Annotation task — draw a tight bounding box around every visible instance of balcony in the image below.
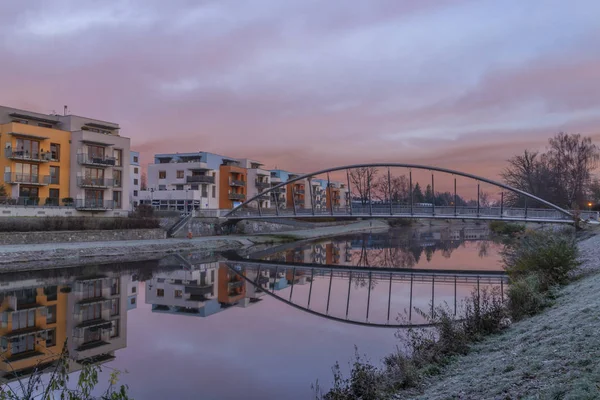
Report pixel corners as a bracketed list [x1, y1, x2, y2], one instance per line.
[294, 189, 306, 194]
[186, 175, 215, 184]
[255, 180, 271, 190]
[5, 149, 51, 163]
[75, 199, 115, 210]
[229, 179, 246, 187]
[3, 172, 50, 186]
[229, 192, 246, 201]
[77, 177, 113, 188]
[77, 153, 116, 167]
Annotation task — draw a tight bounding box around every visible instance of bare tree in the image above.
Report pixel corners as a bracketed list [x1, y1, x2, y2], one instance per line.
[373, 174, 409, 203]
[502, 133, 599, 208]
[348, 167, 378, 205]
[589, 177, 600, 204]
[479, 191, 491, 207]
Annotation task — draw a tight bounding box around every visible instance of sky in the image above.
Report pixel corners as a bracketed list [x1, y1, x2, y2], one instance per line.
[1, 0, 599, 179]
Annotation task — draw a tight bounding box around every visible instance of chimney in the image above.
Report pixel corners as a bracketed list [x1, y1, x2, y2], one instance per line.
[64, 105, 68, 116]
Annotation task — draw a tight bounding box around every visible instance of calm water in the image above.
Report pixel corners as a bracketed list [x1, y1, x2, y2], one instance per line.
[1, 225, 504, 399]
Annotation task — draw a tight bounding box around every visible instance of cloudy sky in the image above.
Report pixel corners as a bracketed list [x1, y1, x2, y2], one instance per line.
[1, 0, 599, 178]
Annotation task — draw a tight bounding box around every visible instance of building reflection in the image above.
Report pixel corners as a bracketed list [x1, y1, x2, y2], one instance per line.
[1, 267, 138, 383]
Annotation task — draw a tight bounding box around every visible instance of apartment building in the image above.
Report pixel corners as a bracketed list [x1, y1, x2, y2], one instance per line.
[0, 105, 131, 212]
[142, 152, 248, 211]
[269, 170, 288, 209]
[238, 159, 271, 209]
[0, 107, 71, 205]
[130, 151, 141, 208]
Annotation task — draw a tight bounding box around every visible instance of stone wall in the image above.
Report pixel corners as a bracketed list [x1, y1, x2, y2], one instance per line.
[0, 206, 129, 218]
[0, 229, 166, 245]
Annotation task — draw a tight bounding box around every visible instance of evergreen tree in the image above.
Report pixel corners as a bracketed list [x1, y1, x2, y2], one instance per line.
[424, 184, 434, 203]
[413, 182, 425, 203]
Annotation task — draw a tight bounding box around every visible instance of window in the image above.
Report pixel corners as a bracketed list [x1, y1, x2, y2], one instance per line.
[212, 186, 216, 198]
[113, 149, 122, 167]
[112, 170, 122, 187]
[82, 303, 102, 322]
[84, 327, 101, 344]
[85, 190, 104, 205]
[133, 156, 139, 163]
[158, 185, 166, 191]
[12, 309, 36, 330]
[87, 145, 105, 159]
[15, 138, 40, 159]
[113, 191, 122, 208]
[46, 305, 57, 324]
[110, 298, 120, 316]
[11, 335, 35, 354]
[15, 163, 39, 183]
[110, 320, 119, 338]
[133, 190, 138, 197]
[174, 290, 183, 298]
[110, 278, 120, 295]
[50, 166, 59, 185]
[133, 179, 139, 185]
[83, 280, 102, 299]
[177, 170, 184, 179]
[46, 328, 56, 347]
[38, 122, 52, 128]
[48, 189, 60, 205]
[132, 286, 137, 294]
[50, 143, 60, 160]
[175, 185, 184, 190]
[158, 171, 166, 179]
[202, 184, 208, 197]
[191, 184, 199, 190]
[19, 186, 39, 199]
[44, 286, 58, 301]
[157, 288, 164, 297]
[134, 167, 139, 174]
[130, 298, 136, 305]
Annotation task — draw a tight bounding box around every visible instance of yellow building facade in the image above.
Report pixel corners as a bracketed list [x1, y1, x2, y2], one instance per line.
[0, 121, 71, 204]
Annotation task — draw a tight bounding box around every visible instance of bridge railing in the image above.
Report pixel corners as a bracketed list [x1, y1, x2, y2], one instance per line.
[227, 205, 597, 222]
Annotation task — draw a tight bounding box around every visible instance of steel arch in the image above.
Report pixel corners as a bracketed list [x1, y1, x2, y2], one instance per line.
[225, 163, 573, 219]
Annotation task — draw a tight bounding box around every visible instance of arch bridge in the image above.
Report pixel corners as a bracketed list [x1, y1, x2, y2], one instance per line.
[225, 163, 597, 224]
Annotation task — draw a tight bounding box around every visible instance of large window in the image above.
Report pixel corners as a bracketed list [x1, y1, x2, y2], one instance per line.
[11, 334, 35, 355]
[113, 149, 122, 167]
[158, 171, 166, 179]
[177, 170, 184, 179]
[46, 305, 57, 324]
[133, 179, 138, 185]
[87, 145, 105, 159]
[110, 298, 120, 316]
[134, 167, 139, 174]
[15, 163, 39, 182]
[82, 280, 102, 299]
[50, 166, 59, 184]
[19, 186, 39, 199]
[82, 303, 102, 322]
[49, 189, 60, 205]
[113, 191, 122, 208]
[50, 143, 60, 161]
[112, 170, 122, 187]
[12, 309, 36, 330]
[85, 190, 104, 205]
[133, 156, 139, 163]
[15, 138, 40, 158]
[83, 327, 101, 344]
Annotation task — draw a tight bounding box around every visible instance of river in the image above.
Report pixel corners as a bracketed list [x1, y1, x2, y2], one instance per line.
[0, 224, 505, 399]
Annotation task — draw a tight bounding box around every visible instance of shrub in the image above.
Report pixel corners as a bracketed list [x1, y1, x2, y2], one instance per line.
[62, 197, 74, 206]
[501, 230, 580, 289]
[489, 220, 525, 235]
[506, 274, 548, 320]
[133, 204, 154, 218]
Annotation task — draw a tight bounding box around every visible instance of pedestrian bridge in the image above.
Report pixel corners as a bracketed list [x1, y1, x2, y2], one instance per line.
[225, 163, 598, 224]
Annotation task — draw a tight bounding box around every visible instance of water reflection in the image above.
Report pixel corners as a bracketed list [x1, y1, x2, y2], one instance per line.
[1, 227, 504, 398]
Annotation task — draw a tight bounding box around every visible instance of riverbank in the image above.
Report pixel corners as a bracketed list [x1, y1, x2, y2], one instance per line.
[0, 220, 389, 271]
[401, 232, 600, 399]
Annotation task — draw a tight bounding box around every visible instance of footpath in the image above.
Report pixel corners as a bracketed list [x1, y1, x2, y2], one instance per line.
[403, 232, 600, 400]
[0, 220, 388, 271]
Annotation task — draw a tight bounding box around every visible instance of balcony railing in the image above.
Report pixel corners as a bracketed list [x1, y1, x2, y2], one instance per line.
[187, 175, 215, 184]
[75, 199, 115, 210]
[77, 177, 113, 188]
[3, 172, 50, 185]
[229, 179, 246, 187]
[229, 192, 246, 200]
[77, 153, 116, 167]
[5, 149, 51, 162]
[294, 189, 306, 194]
[0, 197, 71, 207]
[255, 180, 271, 190]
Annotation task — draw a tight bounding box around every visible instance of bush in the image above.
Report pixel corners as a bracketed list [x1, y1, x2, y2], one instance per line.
[133, 204, 154, 218]
[489, 220, 525, 235]
[501, 230, 580, 290]
[506, 274, 549, 320]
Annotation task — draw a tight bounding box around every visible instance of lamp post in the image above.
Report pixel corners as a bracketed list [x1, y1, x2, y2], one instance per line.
[588, 202, 593, 211]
